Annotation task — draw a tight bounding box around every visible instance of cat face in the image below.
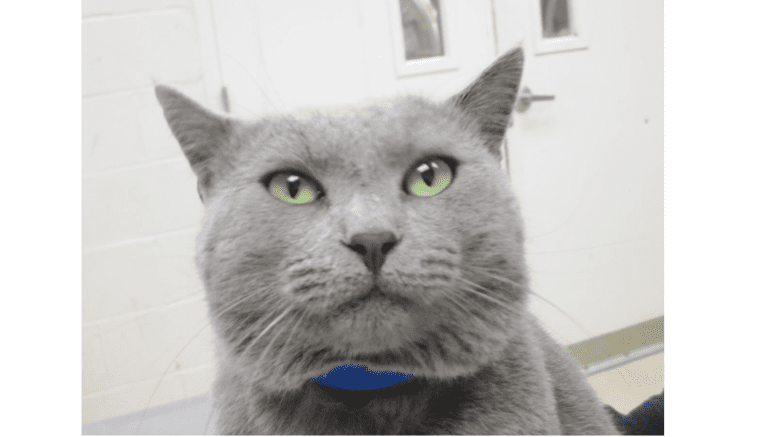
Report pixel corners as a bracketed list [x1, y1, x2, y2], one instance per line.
[157, 48, 528, 393]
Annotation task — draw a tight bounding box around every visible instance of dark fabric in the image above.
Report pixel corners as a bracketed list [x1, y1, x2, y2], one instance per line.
[606, 391, 664, 435]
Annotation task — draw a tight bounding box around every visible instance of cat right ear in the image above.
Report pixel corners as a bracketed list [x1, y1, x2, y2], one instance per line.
[155, 85, 231, 201]
[447, 47, 524, 158]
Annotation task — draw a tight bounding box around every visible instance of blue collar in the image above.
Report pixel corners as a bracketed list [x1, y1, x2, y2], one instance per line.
[311, 364, 414, 391]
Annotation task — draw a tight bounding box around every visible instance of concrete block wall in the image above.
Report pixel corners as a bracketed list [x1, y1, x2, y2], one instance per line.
[82, 0, 217, 423]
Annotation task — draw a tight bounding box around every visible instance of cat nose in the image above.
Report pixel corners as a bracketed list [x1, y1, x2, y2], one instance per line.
[344, 231, 399, 274]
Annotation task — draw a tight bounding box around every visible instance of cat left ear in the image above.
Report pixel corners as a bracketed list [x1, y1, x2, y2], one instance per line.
[448, 47, 524, 157]
[155, 85, 231, 201]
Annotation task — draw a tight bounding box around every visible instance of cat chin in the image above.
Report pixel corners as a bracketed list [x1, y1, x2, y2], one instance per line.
[324, 299, 418, 351]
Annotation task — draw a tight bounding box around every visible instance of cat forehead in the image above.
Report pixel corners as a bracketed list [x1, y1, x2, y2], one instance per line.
[236, 96, 481, 176]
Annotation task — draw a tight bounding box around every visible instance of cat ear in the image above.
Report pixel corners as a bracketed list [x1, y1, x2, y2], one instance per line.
[155, 85, 231, 200]
[448, 47, 524, 157]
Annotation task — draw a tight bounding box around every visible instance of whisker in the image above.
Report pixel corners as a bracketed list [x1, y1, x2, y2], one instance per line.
[530, 296, 593, 338]
[203, 399, 214, 435]
[233, 102, 261, 117]
[440, 289, 478, 317]
[256, 309, 300, 364]
[524, 201, 584, 242]
[139, 283, 283, 432]
[253, 309, 307, 382]
[212, 285, 282, 321]
[208, 279, 287, 339]
[462, 267, 593, 338]
[455, 276, 520, 314]
[532, 316, 572, 346]
[237, 307, 292, 363]
[229, 299, 288, 354]
[459, 271, 575, 344]
[222, 52, 284, 113]
[136, 321, 211, 434]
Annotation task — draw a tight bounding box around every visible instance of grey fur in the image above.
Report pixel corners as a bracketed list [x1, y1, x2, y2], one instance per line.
[156, 47, 619, 434]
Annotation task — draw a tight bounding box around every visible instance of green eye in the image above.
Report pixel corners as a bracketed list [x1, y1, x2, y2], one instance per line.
[405, 158, 453, 197]
[268, 173, 321, 204]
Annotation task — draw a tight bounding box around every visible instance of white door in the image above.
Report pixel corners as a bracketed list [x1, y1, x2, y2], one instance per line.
[208, 0, 663, 345]
[493, 0, 663, 344]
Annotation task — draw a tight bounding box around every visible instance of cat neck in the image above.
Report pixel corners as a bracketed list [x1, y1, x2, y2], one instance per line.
[216, 328, 567, 434]
[260, 371, 483, 434]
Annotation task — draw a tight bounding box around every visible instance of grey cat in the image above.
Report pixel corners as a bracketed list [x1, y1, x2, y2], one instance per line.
[156, 47, 619, 434]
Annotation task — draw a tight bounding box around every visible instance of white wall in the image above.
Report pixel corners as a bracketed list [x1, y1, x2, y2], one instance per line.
[82, 0, 216, 423]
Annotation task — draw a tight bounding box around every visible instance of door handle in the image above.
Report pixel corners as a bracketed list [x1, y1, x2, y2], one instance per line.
[515, 86, 555, 113]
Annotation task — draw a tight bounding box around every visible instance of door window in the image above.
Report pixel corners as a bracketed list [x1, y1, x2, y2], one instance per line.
[540, 0, 573, 38]
[531, 0, 589, 54]
[400, 0, 445, 60]
[388, 0, 460, 76]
